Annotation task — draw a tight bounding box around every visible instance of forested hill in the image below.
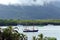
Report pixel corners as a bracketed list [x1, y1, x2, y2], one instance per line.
[0, 1, 60, 19]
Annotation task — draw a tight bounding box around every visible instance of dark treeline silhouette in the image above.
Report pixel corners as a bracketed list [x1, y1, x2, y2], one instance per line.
[0, 19, 60, 26]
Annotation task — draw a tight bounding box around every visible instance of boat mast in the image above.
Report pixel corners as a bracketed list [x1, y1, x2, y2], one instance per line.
[26, 22, 28, 29]
[33, 23, 34, 30]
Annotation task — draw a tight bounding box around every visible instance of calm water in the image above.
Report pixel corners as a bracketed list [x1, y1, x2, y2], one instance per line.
[0, 25, 60, 40]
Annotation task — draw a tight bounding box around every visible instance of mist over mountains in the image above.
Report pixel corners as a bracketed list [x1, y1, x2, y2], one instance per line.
[0, 0, 59, 5]
[0, 1, 60, 19]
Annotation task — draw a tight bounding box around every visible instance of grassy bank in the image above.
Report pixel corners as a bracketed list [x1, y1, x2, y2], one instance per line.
[0, 19, 60, 26]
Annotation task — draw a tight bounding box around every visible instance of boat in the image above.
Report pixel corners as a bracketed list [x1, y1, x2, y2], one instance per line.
[23, 26, 38, 32]
[23, 29, 38, 32]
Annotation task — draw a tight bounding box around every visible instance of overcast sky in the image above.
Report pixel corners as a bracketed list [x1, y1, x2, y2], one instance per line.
[0, 0, 60, 5]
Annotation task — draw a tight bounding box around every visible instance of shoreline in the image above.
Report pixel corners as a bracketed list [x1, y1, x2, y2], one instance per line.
[0, 19, 60, 26]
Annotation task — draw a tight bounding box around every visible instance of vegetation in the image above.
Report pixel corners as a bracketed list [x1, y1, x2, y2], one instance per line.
[0, 26, 27, 40]
[0, 19, 60, 26]
[33, 33, 57, 40]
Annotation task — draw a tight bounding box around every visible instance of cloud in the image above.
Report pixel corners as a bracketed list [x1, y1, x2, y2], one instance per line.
[0, 0, 60, 5]
[0, 0, 19, 5]
[17, 0, 44, 5]
[17, 0, 60, 6]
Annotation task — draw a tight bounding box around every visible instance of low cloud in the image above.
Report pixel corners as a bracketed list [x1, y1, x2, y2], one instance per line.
[0, 0, 60, 5]
[17, 0, 60, 6]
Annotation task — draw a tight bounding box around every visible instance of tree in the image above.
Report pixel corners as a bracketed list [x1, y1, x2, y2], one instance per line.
[37, 33, 57, 40]
[2, 26, 20, 40]
[47, 37, 57, 40]
[33, 36, 36, 40]
[20, 33, 27, 40]
[38, 33, 43, 40]
[1, 26, 27, 40]
[0, 28, 2, 40]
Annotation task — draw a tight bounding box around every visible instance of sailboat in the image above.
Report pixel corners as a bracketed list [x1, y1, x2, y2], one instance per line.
[23, 25, 38, 32]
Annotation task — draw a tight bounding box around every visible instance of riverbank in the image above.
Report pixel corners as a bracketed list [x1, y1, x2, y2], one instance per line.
[0, 19, 60, 26]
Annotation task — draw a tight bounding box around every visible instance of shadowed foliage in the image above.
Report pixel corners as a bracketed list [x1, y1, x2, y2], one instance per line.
[0, 26, 27, 40]
[33, 33, 57, 40]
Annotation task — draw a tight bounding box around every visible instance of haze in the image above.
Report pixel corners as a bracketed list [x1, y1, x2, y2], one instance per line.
[0, 0, 60, 5]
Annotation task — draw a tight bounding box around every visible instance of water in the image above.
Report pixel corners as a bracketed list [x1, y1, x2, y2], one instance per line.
[0, 25, 60, 40]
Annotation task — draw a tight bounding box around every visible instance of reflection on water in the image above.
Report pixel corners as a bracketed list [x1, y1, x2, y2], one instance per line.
[0, 25, 60, 40]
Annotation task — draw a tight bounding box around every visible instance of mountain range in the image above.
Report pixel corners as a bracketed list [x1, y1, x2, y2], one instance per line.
[0, 1, 60, 20]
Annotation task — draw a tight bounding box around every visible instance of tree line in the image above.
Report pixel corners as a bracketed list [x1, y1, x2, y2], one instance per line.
[0, 19, 60, 26]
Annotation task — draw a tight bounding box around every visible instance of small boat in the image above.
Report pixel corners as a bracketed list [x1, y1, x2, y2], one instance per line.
[23, 29, 38, 32]
[23, 26, 38, 32]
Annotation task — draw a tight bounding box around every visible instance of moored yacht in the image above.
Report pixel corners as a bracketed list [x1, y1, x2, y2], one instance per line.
[23, 26, 38, 32]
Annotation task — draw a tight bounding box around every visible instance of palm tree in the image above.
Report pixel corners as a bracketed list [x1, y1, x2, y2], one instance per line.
[0, 28, 2, 40]
[44, 37, 48, 40]
[34, 33, 57, 40]
[11, 32, 20, 40]
[47, 37, 57, 40]
[20, 33, 27, 40]
[2, 26, 20, 40]
[33, 36, 36, 40]
[2, 26, 27, 40]
[38, 33, 43, 40]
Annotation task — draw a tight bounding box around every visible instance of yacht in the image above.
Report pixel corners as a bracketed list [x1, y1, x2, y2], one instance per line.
[23, 26, 38, 32]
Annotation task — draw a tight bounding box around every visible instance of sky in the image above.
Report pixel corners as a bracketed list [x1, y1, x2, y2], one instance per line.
[0, 0, 60, 5]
